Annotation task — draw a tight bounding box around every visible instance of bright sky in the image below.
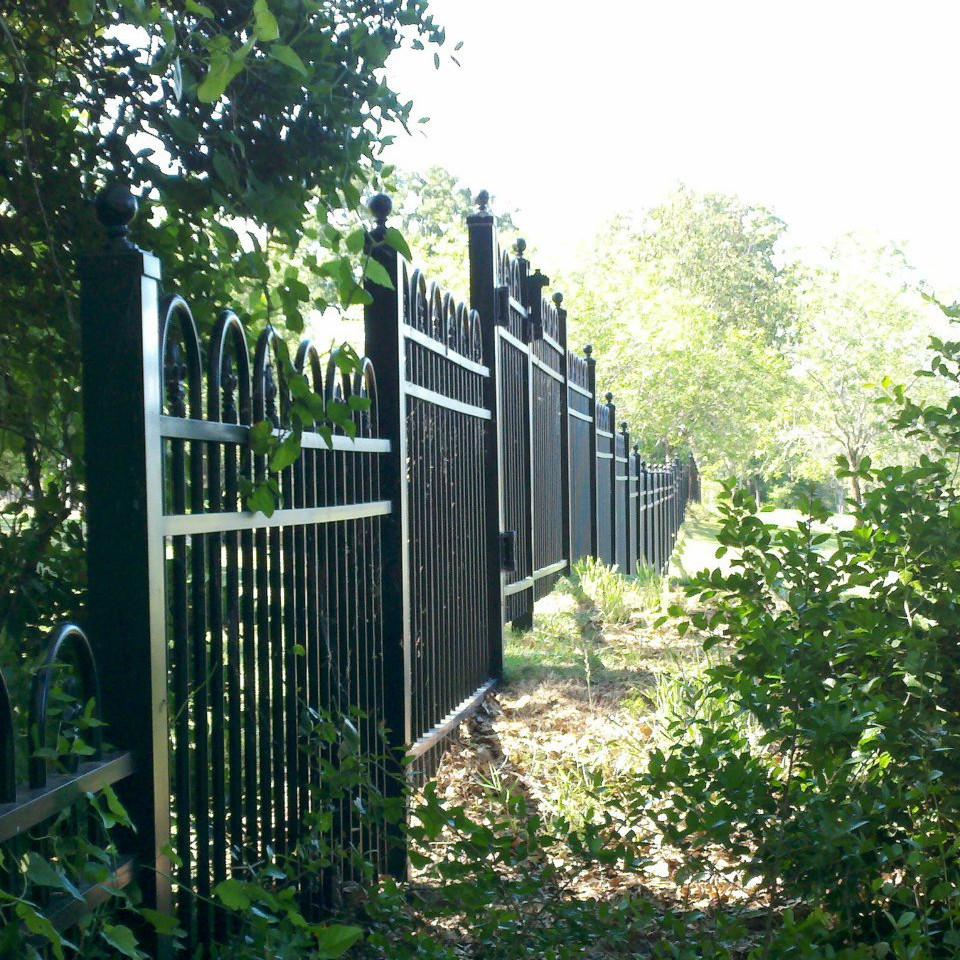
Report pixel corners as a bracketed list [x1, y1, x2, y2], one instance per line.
[384, 0, 960, 294]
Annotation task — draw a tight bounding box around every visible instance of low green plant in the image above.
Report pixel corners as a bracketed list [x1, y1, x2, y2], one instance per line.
[573, 556, 664, 628]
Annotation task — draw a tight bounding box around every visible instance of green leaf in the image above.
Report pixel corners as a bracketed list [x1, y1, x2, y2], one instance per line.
[102, 782, 134, 829]
[139, 908, 185, 938]
[253, 0, 280, 41]
[269, 427, 302, 473]
[196, 60, 229, 103]
[100, 923, 144, 959]
[213, 878, 252, 911]
[185, 0, 214, 16]
[345, 228, 366, 255]
[363, 257, 394, 289]
[25, 853, 66, 889]
[269, 44, 308, 76]
[383, 227, 412, 262]
[16, 902, 69, 959]
[246, 482, 278, 518]
[313, 924, 363, 959]
[249, 420, 274, 455]
[69, 0, 94, 25]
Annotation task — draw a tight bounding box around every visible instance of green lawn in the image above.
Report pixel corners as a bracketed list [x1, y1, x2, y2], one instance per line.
[670, 504, 854, 582]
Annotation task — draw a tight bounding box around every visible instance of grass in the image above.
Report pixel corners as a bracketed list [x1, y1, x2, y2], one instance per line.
[431, 531, 766, 938]
[669, 501, 854, 584]
[422, 503, 864, 956]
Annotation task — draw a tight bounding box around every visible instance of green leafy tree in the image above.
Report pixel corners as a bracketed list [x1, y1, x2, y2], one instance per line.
[558, 190, 796, 482]
[639, 184, 797, 345]
[787, 237, 948, 505]
[0, 0, 446, 650]
[385, 165, 517, 295]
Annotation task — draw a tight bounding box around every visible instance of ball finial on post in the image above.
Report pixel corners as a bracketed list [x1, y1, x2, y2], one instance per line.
[605, 392, 614, 404]
[515, 237, 526, 258]
[475, 189, 490, 212]
[583, 344, 593, 358]
[368, 193, 392, 233]
[552, 291, 564, 308]
[94, 184, 138, 249]
[621, 421, 628, 433]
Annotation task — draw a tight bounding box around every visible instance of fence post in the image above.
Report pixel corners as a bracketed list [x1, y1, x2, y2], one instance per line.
[362, 194, 411, 874]
[585, 345, 599, 559]
[467, 191, 506, 679]
[620, 423, 631, 574]
[650, 463, 663, 573]
[80, 186, 172, 936]
[605, 394, 617, 568]
[631, 443, 646, 569]
[555, 293, 572, 575]
[634, 462, 650, 566]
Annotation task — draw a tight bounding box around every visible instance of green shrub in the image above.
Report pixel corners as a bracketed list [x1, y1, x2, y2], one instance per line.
[631, 309, 960, 957]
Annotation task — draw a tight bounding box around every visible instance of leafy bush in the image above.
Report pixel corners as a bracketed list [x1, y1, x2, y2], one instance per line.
[633, 309, 960, 957]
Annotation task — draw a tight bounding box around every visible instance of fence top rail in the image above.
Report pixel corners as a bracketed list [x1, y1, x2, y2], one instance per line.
[567, 349, 592, 390]
[401, 262, 483, 364]
[157, 293, 381, 439]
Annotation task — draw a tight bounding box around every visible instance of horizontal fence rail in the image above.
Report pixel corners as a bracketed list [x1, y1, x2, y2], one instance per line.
[0, 624, 136, 945]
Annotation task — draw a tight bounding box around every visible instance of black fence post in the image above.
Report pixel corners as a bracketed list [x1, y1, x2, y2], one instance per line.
[585, 346, 599, 560]
[633, 446, 643, 569]
[362, 194, 411, 875]
[620, 423, 632, 574]
[468, 191, 506, 679]
[652, 466, 663, 573]
[637, 462, 650, 566]
[555, 293, 572, 576]
[660, 466, 669, 572]
[511, 241, 536, 632]
[606, 393, 617, 568]
[80, 186, 172, 943]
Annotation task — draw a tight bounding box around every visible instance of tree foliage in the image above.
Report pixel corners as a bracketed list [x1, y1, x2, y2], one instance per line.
[559, 190, 795, 478]
[0, 0, 446, 649]
[384, 165, 517, 295]
[559, 187, 947, 505]
[787, 238, 948, 504]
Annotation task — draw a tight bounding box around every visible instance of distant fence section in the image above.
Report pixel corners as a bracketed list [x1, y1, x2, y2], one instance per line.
[0, 185, 698, 953]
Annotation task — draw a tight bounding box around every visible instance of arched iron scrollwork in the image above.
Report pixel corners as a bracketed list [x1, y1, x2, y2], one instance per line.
[428, 282, 444, 342]
[541, 295, 560, 342]
[253, 327, 289, 429]
[443, 292, 458, 352]
[455, 303, 470, 357]
[324, 346, 355, 432]
[499, 247, 524, 300]
[353, 358, 379, 438]
[29, 623, 103, 790]
[209, 310, 252, 425]
[596, 400, 611, 432]
[295, 341, 324, 398]
[409, 269, 429, 333]
[468, 308, 482, 363]
[160, 295, 203, 419]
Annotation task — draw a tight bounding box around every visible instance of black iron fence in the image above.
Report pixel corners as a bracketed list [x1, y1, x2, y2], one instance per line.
[0, 186, 698, 951]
